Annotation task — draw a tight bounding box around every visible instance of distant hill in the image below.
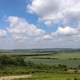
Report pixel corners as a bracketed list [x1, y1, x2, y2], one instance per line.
[5, 48, 80, 52]
[0, 48, 80, 54]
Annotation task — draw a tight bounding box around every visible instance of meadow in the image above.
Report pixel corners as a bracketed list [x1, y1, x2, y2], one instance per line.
[14, 73, 80, 80]
[0, 49, 80, 80]
[24, 52, 80, 67]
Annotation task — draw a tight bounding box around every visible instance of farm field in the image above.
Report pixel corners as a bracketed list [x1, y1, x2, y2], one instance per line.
[24, 52, 80, 67]
[25, 59, 80, 67]
[25, 52, 80, 59]
[0, 50, 80, 80]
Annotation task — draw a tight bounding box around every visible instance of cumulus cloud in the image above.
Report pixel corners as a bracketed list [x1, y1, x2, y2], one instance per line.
[51, 26, 80, 42]
[0, 0, 80, 49]
[26, 0, 80, 48]
[27, 0, 80, 25]
[6, 16, 46, 42]
[42, 34, 53, 40]
[0, 16, 80, 48]
[0, 29, 7, 38]
[5, 16, 80, 48]
[56, 26, 77, 36]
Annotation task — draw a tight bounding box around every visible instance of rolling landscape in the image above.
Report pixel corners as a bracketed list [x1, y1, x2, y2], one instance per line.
[0, 0, 80, 80]
[0, 49, 80, 80]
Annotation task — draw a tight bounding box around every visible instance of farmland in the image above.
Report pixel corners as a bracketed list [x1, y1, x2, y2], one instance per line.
[0, 49, 80, 80]
[24, 52, 80, 67]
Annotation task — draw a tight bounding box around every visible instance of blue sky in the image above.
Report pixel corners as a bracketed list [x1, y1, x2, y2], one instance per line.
[0, 0, 61, 32]
[0, 0, 37, 28]
[0, 0, 80, 49]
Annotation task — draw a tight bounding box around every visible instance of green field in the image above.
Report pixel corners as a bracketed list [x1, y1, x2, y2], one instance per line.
[0, 50, 80, 80]
[25, 59, 80, 67]
[32, 73, 80, 80]
[25, 52, 80, 59]
[14, 73, 80, 80]
[24, 52, 80, 67]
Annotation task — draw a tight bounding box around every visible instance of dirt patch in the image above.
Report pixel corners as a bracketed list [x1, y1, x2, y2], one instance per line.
[0, 75, 32, 80]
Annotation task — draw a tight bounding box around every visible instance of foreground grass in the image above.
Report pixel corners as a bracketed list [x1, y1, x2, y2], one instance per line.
[14, 73, 80, 80]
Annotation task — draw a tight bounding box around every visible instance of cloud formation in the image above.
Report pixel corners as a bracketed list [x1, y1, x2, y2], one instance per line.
[0, 29, 7, 38]
[0, 0, 80, 49]
[7, 16, 45, 42]
[27, 0, 80, 25]
[0, 15, 80, 49]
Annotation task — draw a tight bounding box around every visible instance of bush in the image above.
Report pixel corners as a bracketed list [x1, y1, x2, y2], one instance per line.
[0, 55, 26, 66]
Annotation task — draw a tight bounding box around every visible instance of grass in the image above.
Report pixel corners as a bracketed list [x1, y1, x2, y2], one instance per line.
[14, 73, 80, 80]
[0, 66, 32, 76]
[33, 73, 80, 80]
[52, 52, 80, 59]
[25, 52, 80, 59]
[24, 52, 80, 67]
[26, 59, 80, 67]
[1, 52, 80, 80]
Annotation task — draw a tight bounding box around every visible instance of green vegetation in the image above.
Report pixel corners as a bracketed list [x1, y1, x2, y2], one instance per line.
[0, 49, 80, 79]
[24, 52, 80, 67]
[14, 73, 80, 80]
[32, 73, 80, 80]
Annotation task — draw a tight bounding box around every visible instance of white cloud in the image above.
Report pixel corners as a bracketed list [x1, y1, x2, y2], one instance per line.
[52, 26, 79, 36]
[56, 26, 77, 35]
[1, 0, 80, 49]
[7, 16, 45, 42]
[5, 16, 80, 48]
[0, 29, 7, 38]
[26, 0, 80, 48]
[41, 34, 53, 41]
[51, 26, 80, 43]
[0, 15, 80, 49]
[27, 0, 80, 25]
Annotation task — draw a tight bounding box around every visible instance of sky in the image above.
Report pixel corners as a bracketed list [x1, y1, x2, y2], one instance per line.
[0, 0, 80, 49]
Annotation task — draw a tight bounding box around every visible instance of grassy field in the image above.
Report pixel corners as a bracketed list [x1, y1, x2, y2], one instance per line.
[0, 51, 80, 80]
[24, 52, 80, 67]
[14, 73, 80, 80]
[25, 59, 80, 67]
[32, 73, 80, 80]
[25, 52, 80, 59]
